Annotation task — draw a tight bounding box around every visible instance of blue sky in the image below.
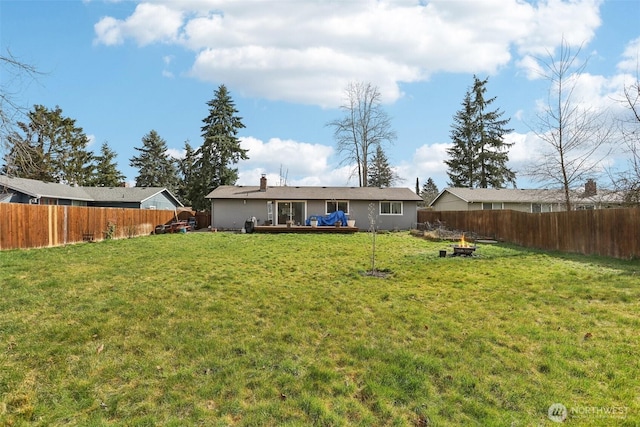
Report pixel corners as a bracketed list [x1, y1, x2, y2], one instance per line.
[1, 0, 639, 191]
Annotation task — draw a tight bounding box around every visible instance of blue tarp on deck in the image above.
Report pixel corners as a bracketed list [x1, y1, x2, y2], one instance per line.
[306, 210, 349, 226]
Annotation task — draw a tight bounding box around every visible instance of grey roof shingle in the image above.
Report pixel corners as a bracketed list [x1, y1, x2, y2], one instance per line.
[441, 187, 566, 203]
[1, 175, 182, 205]
[206, 185, 423, 201]
[0, 175, 93, 201]
[82, 186, 177, 203]
[432, 187, 625, 205]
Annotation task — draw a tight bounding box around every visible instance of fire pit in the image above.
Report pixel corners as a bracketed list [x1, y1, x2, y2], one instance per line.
[452, 245, 476, 256]
[451, 234, 476, 257]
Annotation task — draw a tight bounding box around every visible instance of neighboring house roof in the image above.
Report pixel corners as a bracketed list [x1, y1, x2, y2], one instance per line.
[578, 191, 626, 205]
[0, 175, 93, 201]
[0, 175, 183, 207]
[433, 188, 565, 204]
[82, 186, 182, 205]
[430, 187, 625, 206]
[206, 185, 423, 201]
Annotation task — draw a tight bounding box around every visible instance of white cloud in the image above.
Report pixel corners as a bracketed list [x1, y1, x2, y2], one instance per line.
[395, 142, 451, 190]
[412, 142, 450, 175]
[571, 73, 624, 111]
[516, 54, 545, 80]
[86, 134, 96, 147]
[166, 148, 185, 160]
[94, 3, 183, 46]
[514, 0, 602, 57]
[617, 36, 640, 73]
[93, 17, 123, 46]
[162, 55, 176, 78]
[237, 164, 355, 188]
[190, 46, 414, 106]
[94, 0, 605, 107]
[504, 132, 546, 175]
[235, 136, 356, 185]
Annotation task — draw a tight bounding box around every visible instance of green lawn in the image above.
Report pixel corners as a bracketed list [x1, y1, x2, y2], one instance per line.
[1, 232, 638, 426]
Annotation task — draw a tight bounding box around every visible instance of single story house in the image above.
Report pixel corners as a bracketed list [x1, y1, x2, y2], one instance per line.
[429, 185, 624, 212]
[205, 175, 423, 230]
[0, 175, 182, 210]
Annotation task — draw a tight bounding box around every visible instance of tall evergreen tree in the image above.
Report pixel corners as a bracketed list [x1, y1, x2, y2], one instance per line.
[193, 84, 248, 211]
[472, 77, 516, 188]
[91, 141, 125, 187]
[445, 90, 477, 188]
[367, 145, 398, 187]
[176, 140, 197, 207]
[129, 130, 179, 191]
[420, 177, 439, 205]
[445, 76, 515, 188]
[65, 144, 95, 186]
[3, 104, 94, 185]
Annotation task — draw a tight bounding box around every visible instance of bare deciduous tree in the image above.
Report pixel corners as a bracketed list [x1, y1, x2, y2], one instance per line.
[327, 82, 396, 187]
[526, 39, 613, 210]
[614, 67, 640, 204]
[1, 50, 42, 177]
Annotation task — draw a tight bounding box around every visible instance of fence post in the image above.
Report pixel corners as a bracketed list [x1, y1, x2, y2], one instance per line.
[63, 206, 68, 245]
[48, 205, 54, 247]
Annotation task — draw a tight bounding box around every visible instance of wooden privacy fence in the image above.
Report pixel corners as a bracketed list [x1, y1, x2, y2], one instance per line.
[418, 208, 640, 259]
[0, 204, 177, 250]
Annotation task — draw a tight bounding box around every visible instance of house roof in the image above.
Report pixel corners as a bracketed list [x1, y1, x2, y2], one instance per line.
[82, 186, 182, 205]
[434, 188, 565, 204]
[430, 187, 625, 206]
[0, 175, 94, 201]
[0, 175, 183, 206]
[206, 185, 423, 201]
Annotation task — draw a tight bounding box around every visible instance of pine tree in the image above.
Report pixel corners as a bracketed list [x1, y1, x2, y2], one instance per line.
[472, 77, 516, 188]
[92, 142, 125, 187]
[445, 90, 477, 187]
[445, 76, 515, 188]
[176, 141, 197, 207]
[3, 105, 95, 184]
[193, 84, 248, 211]
[420, 177, 439, 205]
[64, 145, 95, 186]
[367, 145, 398, 187]
[129, 130, 179, 191]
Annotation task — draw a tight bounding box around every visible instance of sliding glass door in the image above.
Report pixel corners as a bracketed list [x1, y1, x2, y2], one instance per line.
[276, 201, 306, 225]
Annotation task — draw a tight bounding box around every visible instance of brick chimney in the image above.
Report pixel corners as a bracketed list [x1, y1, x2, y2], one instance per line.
[584, 179, 597, 197]
[259, 174, 267, 192]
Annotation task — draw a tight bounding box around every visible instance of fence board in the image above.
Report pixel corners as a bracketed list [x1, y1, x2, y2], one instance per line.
[418, 208, 640, 259]
[0, 204, 177, 250]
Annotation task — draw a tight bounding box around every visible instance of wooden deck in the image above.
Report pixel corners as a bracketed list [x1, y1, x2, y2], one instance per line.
[254, 225, 359, 234]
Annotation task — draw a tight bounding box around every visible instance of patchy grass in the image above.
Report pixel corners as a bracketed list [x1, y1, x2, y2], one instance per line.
[1, 232, 638, 426]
